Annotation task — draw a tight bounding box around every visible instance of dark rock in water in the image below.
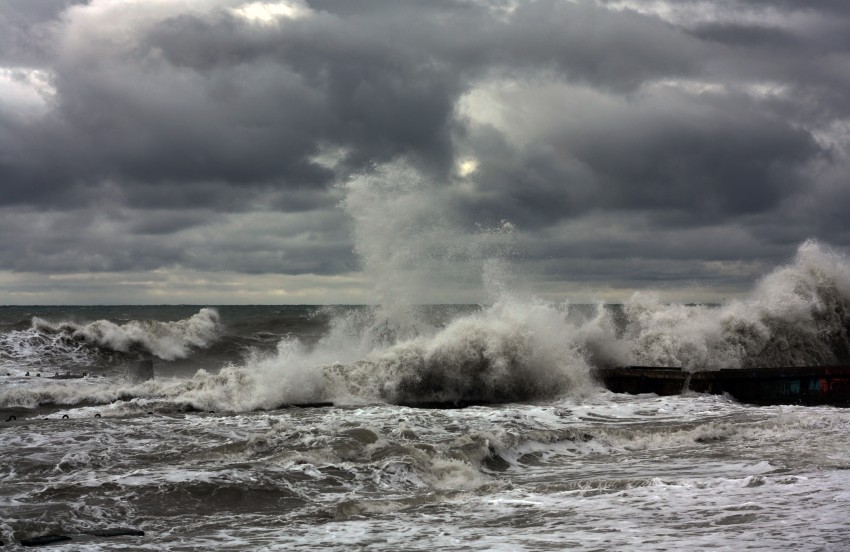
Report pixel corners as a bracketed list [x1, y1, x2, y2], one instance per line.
[126, 359, 154, 383]
[482, 452, 511, 471]
[86, 528, 145, 537]
[20, 534, 72, 547]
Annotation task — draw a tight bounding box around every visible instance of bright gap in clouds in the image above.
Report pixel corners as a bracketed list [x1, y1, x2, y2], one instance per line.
[231, 1, 309, 23]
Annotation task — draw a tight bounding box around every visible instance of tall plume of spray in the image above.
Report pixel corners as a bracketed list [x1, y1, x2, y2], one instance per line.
[91, 158, 547, 412]
[337, 160, 850, 383]
[340, 160, 516, 332]
[342, 161, 461, 337]
[228, 169, 850, 408]
[325, 159, 600, 404]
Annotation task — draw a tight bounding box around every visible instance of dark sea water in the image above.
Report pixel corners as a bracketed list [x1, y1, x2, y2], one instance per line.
[3, 242, 850, 549]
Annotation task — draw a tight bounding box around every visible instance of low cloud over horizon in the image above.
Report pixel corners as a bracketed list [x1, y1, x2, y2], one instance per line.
[2, 0, 849, 304]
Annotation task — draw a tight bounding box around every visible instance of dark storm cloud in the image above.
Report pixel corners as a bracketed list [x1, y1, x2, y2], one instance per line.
[0, 205, 354, 275]
[0, 0, 849, 293]
[2, 0, 706, 210]
[689, 23, 803, 51]
[564, 99, 818, 217]
[454, 86, 822, 234]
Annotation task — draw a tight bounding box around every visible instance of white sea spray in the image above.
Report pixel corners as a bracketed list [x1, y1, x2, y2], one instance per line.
[623, 240, 850, 369]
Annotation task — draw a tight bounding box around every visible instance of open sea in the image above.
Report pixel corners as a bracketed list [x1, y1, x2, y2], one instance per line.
[3, 242, 850, 549]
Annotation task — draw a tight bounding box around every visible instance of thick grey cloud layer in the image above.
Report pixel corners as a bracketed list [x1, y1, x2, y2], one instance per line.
[0, 0, 848, 302]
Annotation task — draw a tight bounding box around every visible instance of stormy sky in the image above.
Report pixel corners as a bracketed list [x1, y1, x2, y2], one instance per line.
[1, 0, 849, 304]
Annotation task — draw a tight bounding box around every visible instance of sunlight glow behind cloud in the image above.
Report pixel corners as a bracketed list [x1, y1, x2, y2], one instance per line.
[231, 1, 309, 23]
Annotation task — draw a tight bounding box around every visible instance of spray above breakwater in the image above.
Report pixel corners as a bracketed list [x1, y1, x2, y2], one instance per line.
[312, 161, 850, 405]
[3, 158, 850, 411]
[624, 240, 850, 370]
[315, 237, 850, 407]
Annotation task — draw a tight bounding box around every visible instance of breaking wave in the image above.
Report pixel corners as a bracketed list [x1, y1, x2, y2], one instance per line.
[0, 308, 222, 368]
[625, 240, 850, 370]
[323, 299, 597, 406]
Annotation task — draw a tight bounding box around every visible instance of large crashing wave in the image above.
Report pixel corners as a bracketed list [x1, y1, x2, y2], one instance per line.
[323, 300, 597, 405]
[0, 299, 598, 411]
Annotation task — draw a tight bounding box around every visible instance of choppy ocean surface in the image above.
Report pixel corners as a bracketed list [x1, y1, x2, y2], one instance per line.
[3, 241, 850, 549]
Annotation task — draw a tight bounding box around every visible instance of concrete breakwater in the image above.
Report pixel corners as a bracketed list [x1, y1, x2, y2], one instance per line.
[596, 365, 850, 406]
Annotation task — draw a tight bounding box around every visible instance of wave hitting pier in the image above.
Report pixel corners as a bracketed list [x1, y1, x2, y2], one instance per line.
[596, 365, 850, 406]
